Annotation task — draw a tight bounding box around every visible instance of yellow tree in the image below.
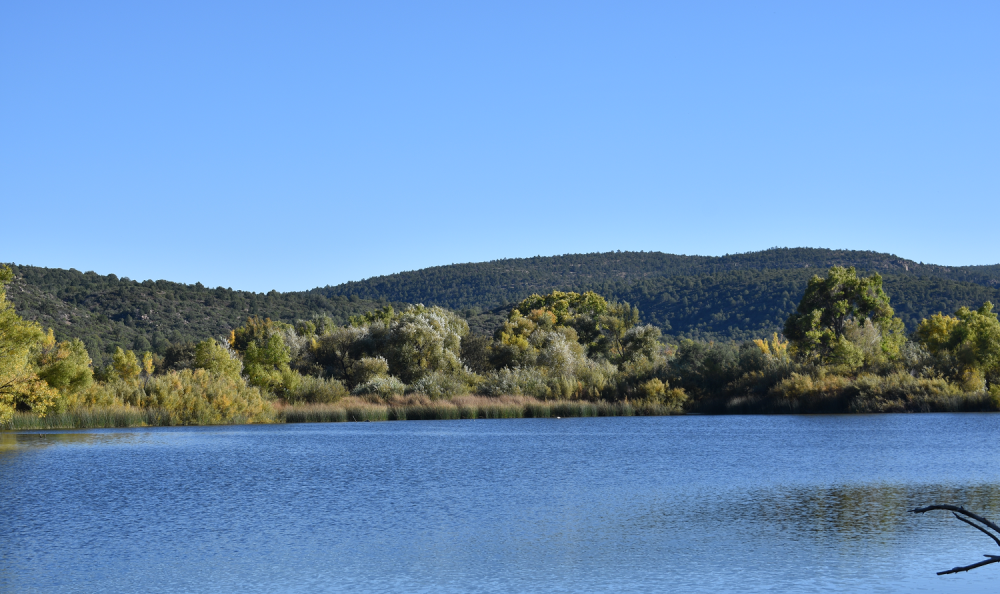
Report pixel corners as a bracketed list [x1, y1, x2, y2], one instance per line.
[194, 338, 243, 380]
[0, 265, 55, 424]
[916, 303, 1000, 389]
[34, 328, 94, 395]
[110, 347, 141, 382]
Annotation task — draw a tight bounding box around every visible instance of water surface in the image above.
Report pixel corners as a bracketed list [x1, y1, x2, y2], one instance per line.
[3, 414, 1000, 593]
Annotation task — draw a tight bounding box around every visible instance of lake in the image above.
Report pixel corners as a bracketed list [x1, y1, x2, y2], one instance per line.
[3, 414, 1000, 593]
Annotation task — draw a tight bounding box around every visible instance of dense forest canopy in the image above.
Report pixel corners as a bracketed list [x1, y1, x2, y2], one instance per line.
[5, 248, 1000, 365]
[3, 264, 404, 367]
[312, 248, 1000, 309]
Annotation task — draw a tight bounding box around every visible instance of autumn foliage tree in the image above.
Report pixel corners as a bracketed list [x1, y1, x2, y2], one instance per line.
[34, 329, 93, 396]
[916, 302, 1000, 390]
[0, 265, 55, 424]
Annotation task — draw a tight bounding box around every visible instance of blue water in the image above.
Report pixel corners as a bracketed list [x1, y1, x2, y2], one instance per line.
[3, 414, 1000, 593]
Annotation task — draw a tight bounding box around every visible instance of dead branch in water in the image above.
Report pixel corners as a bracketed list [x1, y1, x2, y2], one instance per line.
[911, 505, 1000, 575]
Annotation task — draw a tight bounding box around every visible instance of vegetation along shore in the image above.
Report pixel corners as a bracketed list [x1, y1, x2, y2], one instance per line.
[2, 252, 999, 429]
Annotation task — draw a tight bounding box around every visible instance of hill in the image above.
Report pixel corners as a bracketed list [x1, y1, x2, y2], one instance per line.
[5, 248, 1000, 364]
[615, 269, 1000, 341]
[310, 248, 1000, 340]
[3, 265, 403, 368]
[312, 248, 1000, 311]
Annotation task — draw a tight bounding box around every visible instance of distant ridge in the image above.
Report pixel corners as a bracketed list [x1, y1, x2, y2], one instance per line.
[312, 248, 1000, 310]
[2, 264, 401, 368]
[6, 248, 1000, 363]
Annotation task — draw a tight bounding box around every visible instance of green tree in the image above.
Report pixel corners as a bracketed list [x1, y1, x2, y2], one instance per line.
[350, 305, 394, 328]
[916, 302, 1000, 389]
[295, 320, 317, 337]
[386, 305, 468, 383]
[951, 303, 1000, 382]
[512, 290, 608, 348]
[619, 324, 662, 364]
[914, 313, 960, 356]
[230, 316, 285, 352]
[595, 301, 653, 366]
[34, 329, 94, 395]
[230, 316, 293, 391]
[0, 265, 55, 424]
[242, 333, 291, 389]
[194, 338, 244, 380]
[784, 266, 904, 366]
[312, 325, 369, 386]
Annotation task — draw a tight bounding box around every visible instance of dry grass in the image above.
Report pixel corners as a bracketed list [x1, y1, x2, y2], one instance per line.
[278, 394, 682, 423]
[2, 394, 683, 430]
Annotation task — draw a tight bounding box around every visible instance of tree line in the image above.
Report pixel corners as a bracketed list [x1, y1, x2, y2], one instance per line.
[4, 261, 1000, 426]
[6, 249, 1000, 372]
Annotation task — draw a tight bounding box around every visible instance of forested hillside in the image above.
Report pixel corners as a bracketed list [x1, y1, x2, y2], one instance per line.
[615, 269, 1000, 341]
[309, 248, 1000, 341]
[4, 265, 402, 367]
[6, 248, 1000, 365]
[312, 248, 1000, 310]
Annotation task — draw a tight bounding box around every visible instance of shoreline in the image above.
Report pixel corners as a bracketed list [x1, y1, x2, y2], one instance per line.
[2, 395, 681, 430]
[4, 391, 996, 431]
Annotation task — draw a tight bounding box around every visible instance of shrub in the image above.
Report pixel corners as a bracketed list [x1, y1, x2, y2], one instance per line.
[194, 338, 243, 380]
[664, 388, 689, 410]
[407, 371, 476, 399]
[145, 369, 275, 425]
[353, 356, 390, 385]
[478, 367, 549, 398]
[848, 371, 967, 413]
[73, 379, 143, 408]
[350, 375, 406, 399]
[386, 305, 468, 383]
[640, 378, 666, 399]
[286, 375, 349, 404]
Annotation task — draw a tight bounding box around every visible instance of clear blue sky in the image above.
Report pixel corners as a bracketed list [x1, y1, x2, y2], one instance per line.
[2, 1, 997, 293]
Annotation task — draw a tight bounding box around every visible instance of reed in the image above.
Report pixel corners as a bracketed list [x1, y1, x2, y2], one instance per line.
[280, 404, 349, 423]
[278, 394, 682, 424]
[5, 406, 172, 430]
[2, 395, 684, 430]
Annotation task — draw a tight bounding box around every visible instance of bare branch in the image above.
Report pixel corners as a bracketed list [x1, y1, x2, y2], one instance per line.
[912, 505, 1000, 575]
[938, 556, 1000, 575]
[951, 513, 1000, 549]
[912, 505, 1000, 536]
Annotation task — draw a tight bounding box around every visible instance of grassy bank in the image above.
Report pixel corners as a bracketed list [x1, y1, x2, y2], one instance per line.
[5, 406, 174, 430]
[7, 387, 997, 431]
[278, 395, 681, 423]
[2, 394, 682, 430]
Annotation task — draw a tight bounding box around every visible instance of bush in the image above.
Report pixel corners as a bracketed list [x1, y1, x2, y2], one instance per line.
[669, 340, 740, 397]
[574, 359, 616, 399]
[74, 379, 144, 408]
[770, 371, 851, 402]
[144, 369, 275, 425]
[286, 375, 349, 404]
[407, 371, 476, 399]
[350, 375, 406, 399]
[640, 378, 666, 399]
[194, 338, 243, 380]
[478, 367, 550, 398]
[848, 371, 968, 413]
[353, 356, 390, 385]
[385, 305, 468, 383]
[664, 388, 688, 410]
